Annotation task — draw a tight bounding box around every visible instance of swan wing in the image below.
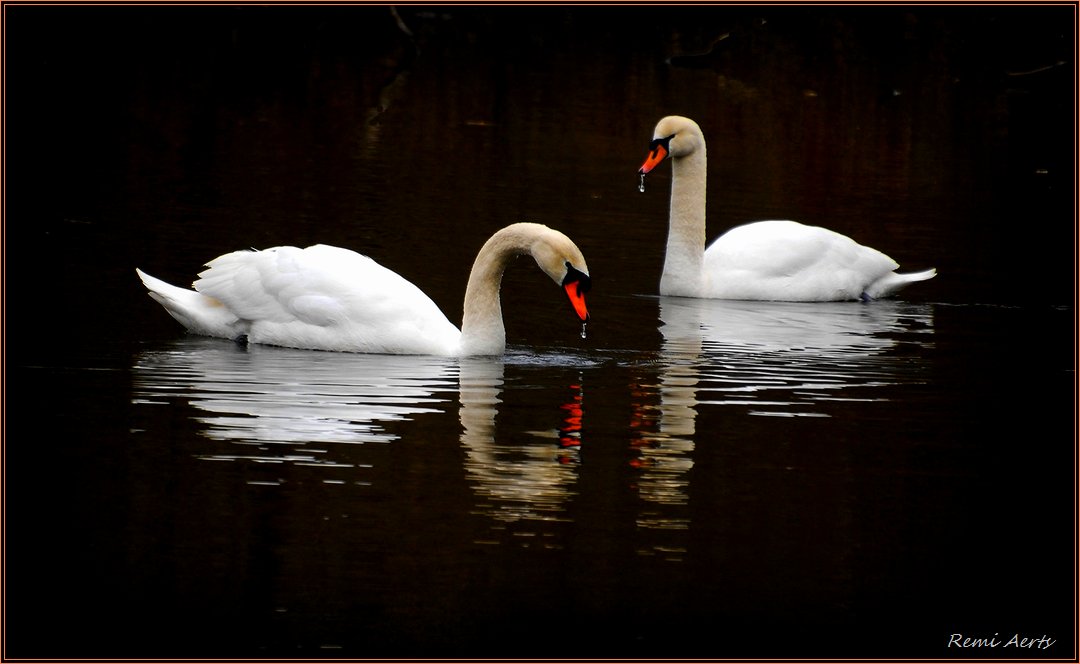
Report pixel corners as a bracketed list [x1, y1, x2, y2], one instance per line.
[193, 245, 461, 353]
[703, 220, 899, 301]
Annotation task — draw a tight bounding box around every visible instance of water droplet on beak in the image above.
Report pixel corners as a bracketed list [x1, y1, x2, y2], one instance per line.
[580, 322, 588, 339]
[638, 174, 646, 193]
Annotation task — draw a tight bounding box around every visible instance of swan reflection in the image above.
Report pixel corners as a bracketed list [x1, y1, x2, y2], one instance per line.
[458, 356, 587, 528]
[629, 323, 700, 515]
[133, 339, 590, 532]
[132, 338, 457, 460]
[627, 297, 935, 541]
[659, 297, 935, 416]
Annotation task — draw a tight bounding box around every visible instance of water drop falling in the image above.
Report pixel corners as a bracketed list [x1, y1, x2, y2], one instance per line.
[638, 174, 646, 193]
[580, 322, 588, 339]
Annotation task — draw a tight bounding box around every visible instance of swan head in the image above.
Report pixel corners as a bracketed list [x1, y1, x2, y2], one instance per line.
[528, 226, 592, 322]
[638, 115, 705, 174]
[461, 223, 591, 355]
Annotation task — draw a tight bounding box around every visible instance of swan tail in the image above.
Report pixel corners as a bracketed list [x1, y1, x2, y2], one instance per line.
[136, 268, 247, 339]
[862, 268, 937, 300]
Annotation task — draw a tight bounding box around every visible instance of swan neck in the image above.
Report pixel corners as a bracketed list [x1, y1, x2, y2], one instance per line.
[662, 147, 707, 296]
[460, 229, 529, 356]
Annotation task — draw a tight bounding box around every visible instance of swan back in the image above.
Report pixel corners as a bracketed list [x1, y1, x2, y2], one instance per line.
[195, 245, 462, 354]
[702, 221, 899, 301]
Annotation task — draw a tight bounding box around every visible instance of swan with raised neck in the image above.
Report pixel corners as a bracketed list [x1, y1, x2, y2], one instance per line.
[638, 115, 935, 301]
[136, 222, 591, 356]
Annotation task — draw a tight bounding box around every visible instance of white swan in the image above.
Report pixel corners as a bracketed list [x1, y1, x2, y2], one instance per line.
[136, 222, 591, 356]
[638, 115, 936, 301]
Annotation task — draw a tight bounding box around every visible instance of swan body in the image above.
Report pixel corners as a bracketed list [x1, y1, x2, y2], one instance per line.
[639, 115, 936, 301]
[137, 222, 591, 356]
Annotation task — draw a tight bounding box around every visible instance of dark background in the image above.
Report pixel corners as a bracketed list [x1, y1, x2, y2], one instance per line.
[4, 3, 1075, 660]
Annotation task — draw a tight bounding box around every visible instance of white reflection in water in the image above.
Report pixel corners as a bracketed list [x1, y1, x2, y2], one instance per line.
[131, 298, 932, 549]
[132, 338, 457, 457]
[659, 297, 935, 416]
[629, 297, 935, 541]
[458, 356, 585, 530]
[132, 338, 589, 534]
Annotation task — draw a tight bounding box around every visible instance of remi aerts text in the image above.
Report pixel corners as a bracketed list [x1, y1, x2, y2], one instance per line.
[947, 633, 1055, 650]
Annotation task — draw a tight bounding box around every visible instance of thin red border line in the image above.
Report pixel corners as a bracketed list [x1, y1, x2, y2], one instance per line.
[1, 0, 6, 662]
[0, 3, 1075, 663]
[3, 1, 1075, 5]
[0, 1, 1078, 5]
[1074, 1, 1080, 662]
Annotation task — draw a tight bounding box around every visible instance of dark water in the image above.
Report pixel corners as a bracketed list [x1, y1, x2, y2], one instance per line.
[5, 5, 1075, 660]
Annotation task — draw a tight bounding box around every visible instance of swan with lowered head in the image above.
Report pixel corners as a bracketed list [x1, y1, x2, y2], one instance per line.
[136, 222, 591, 356]
[638, 115, 936, 301]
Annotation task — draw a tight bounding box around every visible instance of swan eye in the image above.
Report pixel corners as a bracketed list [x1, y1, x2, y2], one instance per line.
[648, 135, 673, 153]
[562, 264, 591, 293]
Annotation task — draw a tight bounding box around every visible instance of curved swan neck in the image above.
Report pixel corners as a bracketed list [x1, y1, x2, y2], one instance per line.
[662, 143, 707, 297]
[459, 225, 534, 356]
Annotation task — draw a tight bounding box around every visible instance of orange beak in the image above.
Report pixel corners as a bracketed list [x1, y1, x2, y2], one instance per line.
[564, 281, 589, 321]
[638, 142, 668, 174]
